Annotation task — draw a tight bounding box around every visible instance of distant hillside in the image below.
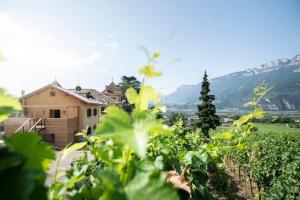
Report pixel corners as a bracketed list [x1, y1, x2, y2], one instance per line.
[164, 53, 300, 111]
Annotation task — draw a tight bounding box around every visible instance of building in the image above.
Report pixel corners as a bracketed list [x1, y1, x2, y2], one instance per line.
[69, 85, 120, 115]
[3, 81, 104, 148]
[101, 81, 122, 102]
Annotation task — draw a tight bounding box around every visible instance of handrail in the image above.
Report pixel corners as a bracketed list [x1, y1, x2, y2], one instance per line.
[15, 118, 32, 133]
[28, 118, 42, 132]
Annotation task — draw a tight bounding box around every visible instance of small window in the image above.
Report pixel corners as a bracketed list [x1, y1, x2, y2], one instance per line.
[50, 91, 56, 96]
[49, 109, 60, 118]
[87, 127, 92, 135]
[101, 107, 105, 114]
[87, 108, 92, 117]
[93, 124, 96, 130]
[93, 108, 97, 116]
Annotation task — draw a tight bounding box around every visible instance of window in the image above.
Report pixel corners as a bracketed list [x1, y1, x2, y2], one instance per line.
[50, 91, 56, 96]
[87, 127, 92, 135]
[93, 108, 97, 116]
[101, 107, 105, 114]
[49, 109, 60, 118]
[87, 108, 92, 117]
[93, 124, 96, 130]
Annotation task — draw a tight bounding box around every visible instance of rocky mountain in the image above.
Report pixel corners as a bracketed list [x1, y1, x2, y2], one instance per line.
[164, 54, 300, 111]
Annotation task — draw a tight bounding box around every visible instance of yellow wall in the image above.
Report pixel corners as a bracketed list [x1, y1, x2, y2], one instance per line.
[81, 105, 100, 133]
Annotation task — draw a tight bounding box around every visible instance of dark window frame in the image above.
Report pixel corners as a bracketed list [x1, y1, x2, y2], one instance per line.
[49, 109, 60, 118]
[87, 108, 92, 117]
[93, 108, 97, 116]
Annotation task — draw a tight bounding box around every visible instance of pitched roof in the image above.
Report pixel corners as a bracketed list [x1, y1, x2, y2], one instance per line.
[69, 88, 120, 105]
[20, 82, 101, 105]
[103, 81, 121, 94]
[51, 81, 62, 87]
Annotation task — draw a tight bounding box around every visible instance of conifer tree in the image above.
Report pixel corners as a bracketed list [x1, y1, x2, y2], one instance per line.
[196, 71, 220, 138]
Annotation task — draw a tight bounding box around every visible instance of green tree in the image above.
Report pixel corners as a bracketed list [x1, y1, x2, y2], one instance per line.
[166, 112, 187, 127]
[196, 71, 220, 138]
[117, 76, 141, 113]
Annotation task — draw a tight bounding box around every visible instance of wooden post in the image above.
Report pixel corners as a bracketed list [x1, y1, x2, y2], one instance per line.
[238, 165, 241, 180]
[258, 183, 262, 200]
[248, 174, 253, 199]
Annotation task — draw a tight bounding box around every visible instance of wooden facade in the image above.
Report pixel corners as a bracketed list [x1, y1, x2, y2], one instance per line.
[3, 82, 101, 148]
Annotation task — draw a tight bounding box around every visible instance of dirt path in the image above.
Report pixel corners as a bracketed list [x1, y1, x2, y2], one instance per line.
[223, 167, 254, 200]
[46, 151, 82, 185]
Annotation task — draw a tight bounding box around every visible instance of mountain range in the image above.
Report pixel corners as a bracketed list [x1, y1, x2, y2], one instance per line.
[164, 53, 300, 111]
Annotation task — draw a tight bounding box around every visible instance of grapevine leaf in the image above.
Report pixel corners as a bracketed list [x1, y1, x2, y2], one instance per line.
[94, 106, 132, 135]
[0, 89, 22, 122]
[61, 142, 87, 159]
[251, 108, 265, 119]
[126, 170, 179, 200]
[152, 50, 160, 59]
[5, 132, 55, 171]
[137, 85, 159, 111]
[95, 106, 149, 156]
[97, 168, 127, 200]
[212, 131, 233, 140]
[233, 114, 252, 127]
[138, 65, 161, 78]
[244, 100, 256, 107]
[125, 87, 138, 104]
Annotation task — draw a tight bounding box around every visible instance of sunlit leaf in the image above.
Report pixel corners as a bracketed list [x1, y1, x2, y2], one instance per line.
[244, 100, 256, 107]
[61, 142, 87, 159]
[125, 87, 138, 104]
[251, 108, 264, 119]
[212, 131, 233, 140]
[152, 50, 160, 59]
[233, 114, 252, 127]
[0, 89, 22, 122]
[94, 106, 132, 135]
[138, 65, 161, 78]
[136, 85, 159, 111]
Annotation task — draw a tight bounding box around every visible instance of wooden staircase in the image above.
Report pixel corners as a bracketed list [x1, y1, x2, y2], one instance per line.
[15, 118, 46, 133]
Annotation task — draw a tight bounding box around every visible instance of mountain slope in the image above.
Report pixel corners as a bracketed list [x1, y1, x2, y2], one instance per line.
[164, 54, 300, 111]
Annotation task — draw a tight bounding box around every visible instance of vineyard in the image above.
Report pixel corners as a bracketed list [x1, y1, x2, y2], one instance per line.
[0, 51, 300, 200]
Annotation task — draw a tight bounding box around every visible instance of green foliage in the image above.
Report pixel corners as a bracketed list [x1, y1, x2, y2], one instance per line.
[49, 50, 180, 200]
[118, 76, 141, 113]
[5, 132, 55, 171]
[2, 45, 297, 200]
[146, 124, 213, 198]
[0, 88, 21, 122]
[0, 133, 55, 200]
[217, 83, 300, 199]
[227, 132, 300, 199]
[196, 71, 220, 138]
[165, 112, 188, 127]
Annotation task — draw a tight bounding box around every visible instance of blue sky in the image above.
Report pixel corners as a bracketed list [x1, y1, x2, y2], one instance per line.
[0, 0, 300, 96]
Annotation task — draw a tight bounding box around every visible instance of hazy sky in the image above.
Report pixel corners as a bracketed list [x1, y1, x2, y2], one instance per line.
[1, 0, 300, 96]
